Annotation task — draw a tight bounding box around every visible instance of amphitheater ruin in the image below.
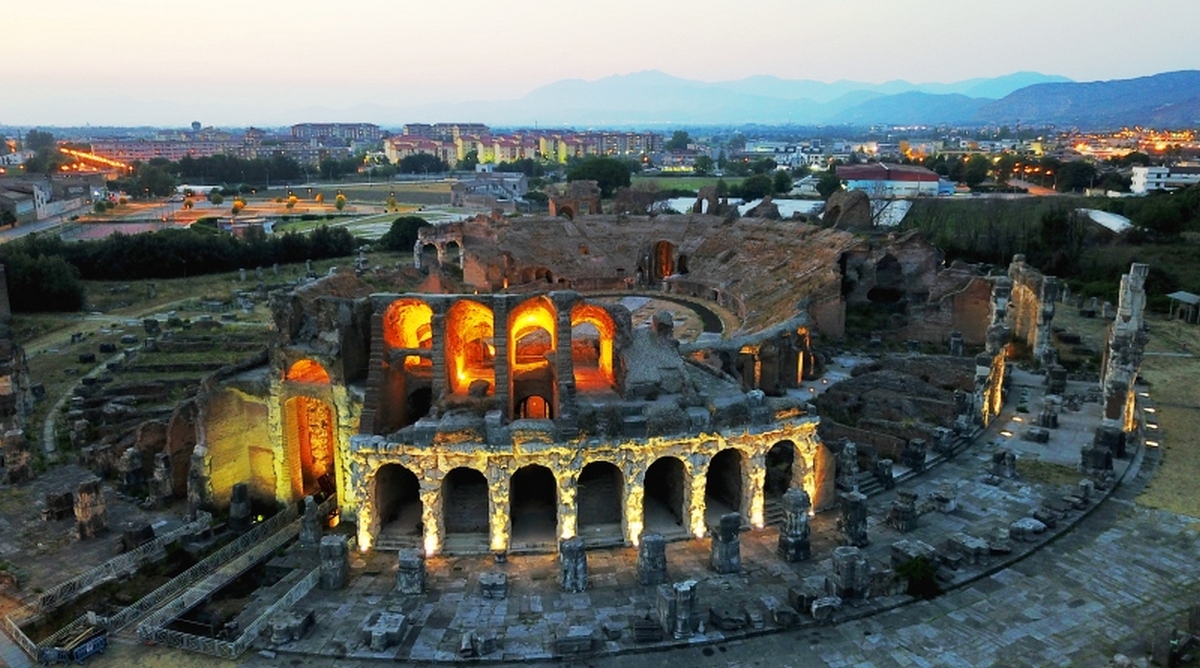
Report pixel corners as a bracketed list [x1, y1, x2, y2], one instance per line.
[0, 201, 1160, 664]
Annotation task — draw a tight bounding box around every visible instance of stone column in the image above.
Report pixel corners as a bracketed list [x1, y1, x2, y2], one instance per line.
[228, 482, 251, 533]
[837, 491, 869, 547]
[420, 484, 440, 556]
[778, 489, 811, 562]
[117, 447, 144, 496]
[672, 580, 697, 639]
[428, 300, 447, 405]
[151, 452, 173, 508]
[74, 478, 108, 539]
[492, 296, 511, 421]
[552, 294, 578, 438]
[320, 534, 349, 590]
[710, 512, 741, 574]
[559, 537, 587, 593]
[828, 546, 870, 600]
[396, 548, 425, 594]
[948, 330, 964, 357]
[299, 495, 322, 546]
[638, 533, 667, 585]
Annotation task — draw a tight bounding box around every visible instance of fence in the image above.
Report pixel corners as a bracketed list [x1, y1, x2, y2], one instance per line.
[0, 610, 38, 658]
[31, 512, 212, 615]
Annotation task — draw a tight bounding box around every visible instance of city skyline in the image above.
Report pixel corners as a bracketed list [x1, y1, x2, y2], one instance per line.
[6, 0, 1200, 126]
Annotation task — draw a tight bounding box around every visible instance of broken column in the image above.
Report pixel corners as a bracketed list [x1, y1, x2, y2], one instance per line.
[319, 534, 349, 590]
[1038, 395, 1060, 429]
[901, 438, 927, 473]
[1, 430, 32, 484]
[885, 490, 919, 533]
[361, 611, 408, 652]
[559, 537, 587, 593]
[228, 482, 251, 533]
[117, 447, 144, 496]
[73, 478, 108, 539]
[637, 533, 667, 586]
[777, 488, 811, 562]
[396, 548, 426, 595]
[710, 512, 741, 574]
[835, 440, 859, 492]
[1093, 424, 1126, 459]
[150, 452, 174, 507]
[948, 330, 964, 357]
[186, 444, 211, 518]
[671, 580, 698, 639]
[991, 450, 1017, 479]
[837, 490, 869, 547]
[299, 495, 322, 546]
[827, 546, 870, 600]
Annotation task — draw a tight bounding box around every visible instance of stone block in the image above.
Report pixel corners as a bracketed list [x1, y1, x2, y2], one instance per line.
[360, 610, 407, 651]
[299, 495, 321, 546]
[890, 539, 938, 570]
[553, 626, 596, 655]
[946, 533, 989, 565]
[810, 596, 842, 623]
[319, 535, 349, 590]
[73, 478, 108, 539]
[1009, 517, 1048, 542]
[43, 491, 74, 521]
[708, 604, 746, 631]
[637, 533, 667, 585]
[630, 615, 663, 643]
[828, 546, 870, 600]
[396, 548, 425, 595]
[837, 491, 869, 547]
[778, 488, 812, 562]
[270, 609, 314, 644]
[710, 512, 741, 574]
[480, 571, 507, 599]
[559, 537, 587, 592]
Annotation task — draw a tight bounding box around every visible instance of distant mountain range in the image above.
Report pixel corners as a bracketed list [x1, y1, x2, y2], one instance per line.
[386, 69, 1200, 128]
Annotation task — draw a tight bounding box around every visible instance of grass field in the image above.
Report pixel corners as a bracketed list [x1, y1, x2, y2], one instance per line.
[632, 175, 745, 192]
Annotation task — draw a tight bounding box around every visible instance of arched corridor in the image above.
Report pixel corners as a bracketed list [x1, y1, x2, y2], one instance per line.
[372, 464, 422, 548]
[643, 457, 687, 538]
[442, 467, 489, 552]
[704, 448, 745, 528]
[510, 465, 558, 549]
[577, 462, 623, 547]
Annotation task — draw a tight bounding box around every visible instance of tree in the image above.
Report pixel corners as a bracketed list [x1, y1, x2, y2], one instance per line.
[739, 174, 774, 201]
[379, 216, 429, 252]
[334, 193, 346, 211]
[693, 155, 715, 176]
[772, 170, 793, 195]
[209, 191, 225, 205]
[993, 154, 1018, 185]
[964, 155, 990, 188]
[565, 156, 632, 198]
[816, 171, 842, 199]
[24, 129, 55, 152]
[665, 130, 691, 151]
[457, 150, 479, 172]
[397, 153, 448, 175]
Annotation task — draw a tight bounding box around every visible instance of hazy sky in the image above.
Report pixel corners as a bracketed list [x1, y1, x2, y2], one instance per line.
[6, 0, 1200, 127]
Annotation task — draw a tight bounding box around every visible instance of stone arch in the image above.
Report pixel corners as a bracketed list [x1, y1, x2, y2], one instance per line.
[286, 359, 331, 384]
[558, 205, 575, 220]
[867, 253, 905, 304]
[419, 242, 440, 271]
[442, 467, 489, 536]
[677, 254, 690, 275]
[764, 440, 797, 498]
[446, 299, 495, 395]
[509, 295, 557, 418]
[516, 394, 552, 419]
[704, 448, 746, 525]
[444, 239, 463, 269]
[382, 298, 433, 353]
[283, 395, 336, 500]
[651, 240, 676, 280]
[380, 299, 435, 430]
[510, 464, 558, 547]
[371, 464, 422, 546]
[571, 302, 616, 391]
[643, 456, 687, 535]
[576, 461, 623, 543]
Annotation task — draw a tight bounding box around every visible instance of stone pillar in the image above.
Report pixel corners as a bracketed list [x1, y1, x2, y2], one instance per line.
[885, 490, 919, 533]
[396, 548, 425, 595]
[73, 478, 108, 539]
[186, 445, 212, 519]
[150, 452, 174, 507]
[117, 447, 144, 496]
[637, 533, 667, 585]
[710, 512, 741, 574]
[672, 580, 697, 639]
[1, 430, 32, 484]
[552, 294, 578, 438]
[299, 495, 322, 546]
[559, 537, 587, 593]
[837, 491, 868, 547]
[901, 438, 927, 472]
[492, 296, 511, 421]
[428, 301, 447, 405]
[778, 489, 811, 562]
[948, 330, 964, 357]
[828, 546, 870, 600]
[228, 482, 251, 533]
[319, 535, 349, 590]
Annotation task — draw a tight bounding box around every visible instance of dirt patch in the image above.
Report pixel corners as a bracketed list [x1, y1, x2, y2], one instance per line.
[1134, 316, 1200, 517]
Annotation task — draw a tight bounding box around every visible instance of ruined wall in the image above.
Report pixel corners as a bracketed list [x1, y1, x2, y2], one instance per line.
[1101, 263, 1150, 432]
[200, 388, 273, 505]
[1006, 255, 1059, 365]
[903, 270, 993, 345]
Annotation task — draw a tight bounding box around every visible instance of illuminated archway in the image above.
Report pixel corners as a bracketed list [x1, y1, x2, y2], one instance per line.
[509, 296, 557, 417]
[372, 464, 422, 546]
[284, 395, 336, 499]
[577, 462, 622, 544]
[285, 359, 331, 384]
[643, 457, 686, 536]
[510, 464, 557, 547]
[442, 467, 489, 536]
[571, 302, 615, 391]
[382, 299, 433, 367]
[445, 300, 495, 394]
[652, 240, 676, 279]
[517, 395, 551, 419]
[704, 448, 745, 526]
[765, 441, 796, 498]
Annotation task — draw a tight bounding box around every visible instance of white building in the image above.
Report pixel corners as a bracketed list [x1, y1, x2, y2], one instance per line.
[1131, 165, 1200, 194]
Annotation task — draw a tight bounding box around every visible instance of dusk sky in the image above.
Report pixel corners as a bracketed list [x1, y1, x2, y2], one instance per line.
[7, 0, 1200, 127]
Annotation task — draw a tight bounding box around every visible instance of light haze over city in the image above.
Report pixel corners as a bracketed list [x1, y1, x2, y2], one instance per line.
[7, 0, 1200, 126]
